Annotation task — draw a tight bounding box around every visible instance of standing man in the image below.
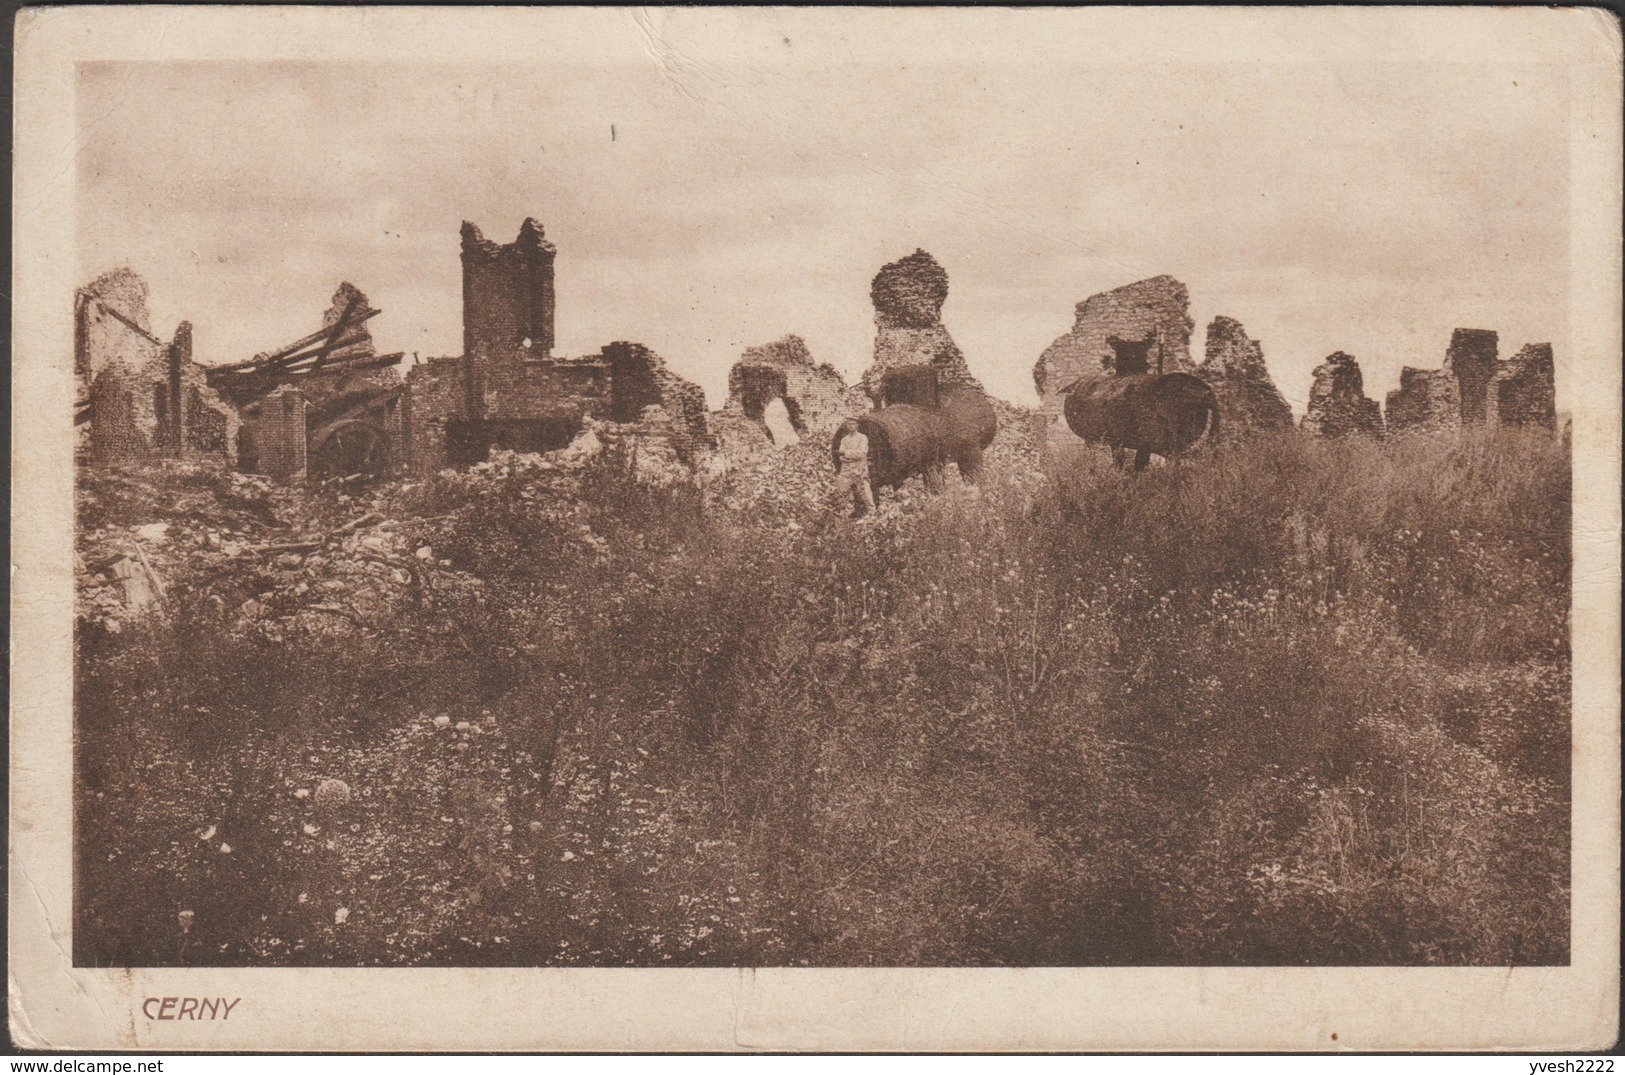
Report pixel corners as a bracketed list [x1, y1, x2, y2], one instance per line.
[833, 418, 877, 519]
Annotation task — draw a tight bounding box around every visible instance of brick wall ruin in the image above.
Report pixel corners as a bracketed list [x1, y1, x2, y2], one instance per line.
[405, 219, 713, 472]
[1488, 343, 1557, 430]
[404, 357, 466, 471]
[249, 385, 309, 481]
[1384, 328, 1555, 435]
[713, 335, 869, 464]
[1195, 316, 1294, 436]
[77, 268, 238, 466]
[1385, 367, 1462, 434]
[1445, 328, 1499, 426]
[1031, 275, 1196, 453]
[1301, 352, 1385, 439]
[861, 250, 984, 402]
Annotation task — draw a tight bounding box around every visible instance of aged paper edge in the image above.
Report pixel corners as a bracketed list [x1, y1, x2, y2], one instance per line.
[10, 6, 1621, 1053]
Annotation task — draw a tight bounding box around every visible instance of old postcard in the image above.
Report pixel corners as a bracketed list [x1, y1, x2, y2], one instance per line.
[10, 5, 1621, 1052]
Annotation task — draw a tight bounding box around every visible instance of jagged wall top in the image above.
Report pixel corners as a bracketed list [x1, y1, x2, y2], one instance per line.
[460, 217, 556, 259]
[79, 267, 153, 332]
[871, 249, 949, 329]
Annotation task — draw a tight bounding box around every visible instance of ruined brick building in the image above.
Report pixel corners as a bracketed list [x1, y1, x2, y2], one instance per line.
[1385, 329, 1558, 434]
[80, 219, 713, 483]
[407, 218, 712, 472]
[76, 268, 238, 465]
[1032, 275, 1295, 453]
[1301, 351, 1386, 439]
[205, 283, 410, 482]
[712, 335, 870, 462]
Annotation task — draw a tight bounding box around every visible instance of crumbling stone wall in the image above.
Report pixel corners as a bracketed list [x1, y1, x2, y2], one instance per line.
[722, 335, 867, 441]
[404, 356, 465, 473]
[1031, 275, 1195, 452]
[1445, 329, 1499, 426]
[861, 250, 983, 401]
[77, 268, 237, 465]
[405, 218, 713, 471]
[1301, 352, 1384, 439]
[1382, 329, 1555, 434]
[602, 342, 713, 463]
[1195, 316, 1293, 436]
[462, 218, 556, 367]
[1385, 366, 1461, 434]
[1488, 343, 1557, 430]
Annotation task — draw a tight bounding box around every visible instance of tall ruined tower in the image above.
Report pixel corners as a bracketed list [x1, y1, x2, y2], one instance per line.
[1445, 328, 1498, 426]
[459, 217, 558, 419]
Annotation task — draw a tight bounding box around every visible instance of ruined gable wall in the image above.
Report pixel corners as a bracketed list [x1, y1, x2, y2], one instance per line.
[79, 270, 236, 464]
[320, 282, 380, 365]
[81, 270, 167, 461]
[78, 268, 160, 385]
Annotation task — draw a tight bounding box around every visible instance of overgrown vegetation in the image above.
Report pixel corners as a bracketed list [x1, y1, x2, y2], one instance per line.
[75, 426, 1570, 966]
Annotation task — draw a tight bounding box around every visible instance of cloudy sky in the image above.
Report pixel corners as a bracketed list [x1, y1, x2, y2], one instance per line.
[76, 24, 1571, 413]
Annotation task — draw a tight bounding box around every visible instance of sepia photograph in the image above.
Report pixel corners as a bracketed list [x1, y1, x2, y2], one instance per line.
[11, 5, 1620, 1052]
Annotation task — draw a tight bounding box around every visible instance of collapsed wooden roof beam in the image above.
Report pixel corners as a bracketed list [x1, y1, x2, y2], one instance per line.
[209, 307, 381, 373]
[304, 294, 365, 375]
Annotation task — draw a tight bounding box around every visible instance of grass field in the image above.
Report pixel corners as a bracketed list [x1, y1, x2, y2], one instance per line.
[74, 423, 1571, 966]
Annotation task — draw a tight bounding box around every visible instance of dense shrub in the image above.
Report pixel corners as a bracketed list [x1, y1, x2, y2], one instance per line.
[76, 427, 1570, 966]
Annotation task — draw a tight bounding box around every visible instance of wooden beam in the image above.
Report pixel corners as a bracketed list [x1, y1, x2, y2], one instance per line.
[248, 329, 374, 372]
[94, 301, 165, 346]
[208, 307, 380, 373]
[304, 294, 364, 375]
